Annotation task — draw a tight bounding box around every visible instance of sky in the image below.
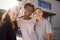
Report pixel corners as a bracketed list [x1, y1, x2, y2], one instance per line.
[0, 0, 18, 10]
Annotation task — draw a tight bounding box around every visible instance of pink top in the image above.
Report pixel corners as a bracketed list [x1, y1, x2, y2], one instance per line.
[17, 18, 37, 40]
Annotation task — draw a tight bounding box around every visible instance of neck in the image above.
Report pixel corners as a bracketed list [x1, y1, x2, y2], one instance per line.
[24, 15, 31, 20]
[37, 17, 44, 22]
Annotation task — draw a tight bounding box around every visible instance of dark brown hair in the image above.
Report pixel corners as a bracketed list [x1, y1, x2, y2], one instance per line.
[34, 8, 42, 12]
[24, 3, 34, 12]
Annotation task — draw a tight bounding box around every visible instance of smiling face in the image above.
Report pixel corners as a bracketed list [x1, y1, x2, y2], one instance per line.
[24, 6, 33, 17]
[24, 3, 34, 17]
[34, 8, 43, 19]
[8, 7, 19, 21]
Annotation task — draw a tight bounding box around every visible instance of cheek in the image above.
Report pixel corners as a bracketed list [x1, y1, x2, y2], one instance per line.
[40, 13, 43, 16]
[29, 12, 32, 15]
[11, 16, 14, 19]
[35, 13, 39, 16]
[14, 15, 18, 18]
[11, 16, 17, 21]
[25, 13, 29, 15]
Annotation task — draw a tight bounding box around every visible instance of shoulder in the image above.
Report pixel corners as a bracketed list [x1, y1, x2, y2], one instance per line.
[17, 18, 23, 24]
[31, 18, 36, 24]
[44, 19, 51, 27]
[17, 18, 23, 21]
[44, 19, 50, 24]
[44, 19, 51, 26]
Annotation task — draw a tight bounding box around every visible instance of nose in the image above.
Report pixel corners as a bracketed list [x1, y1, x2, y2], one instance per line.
[14, 15, 18, 19]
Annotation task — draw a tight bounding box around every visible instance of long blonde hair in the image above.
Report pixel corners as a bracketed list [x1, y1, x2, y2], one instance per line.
[1, 6, 19, 22]
[1, 9, 18, 29]
[1, 10, 9, 22]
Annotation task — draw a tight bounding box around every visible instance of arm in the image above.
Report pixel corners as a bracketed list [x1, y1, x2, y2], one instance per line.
[45, 21, 52, 40]
[34, 24, 39, 40]
[17, 18, 21, 30]
[47, 33, 52, 40]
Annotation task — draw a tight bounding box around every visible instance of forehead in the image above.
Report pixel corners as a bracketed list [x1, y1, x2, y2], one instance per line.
[9, 9, 19, 15]
[10, 9, 18, 12]
[10, 6, 19, 12]
[35, 9, 42, 13]
[35, 9, 41, 11]
[25, 6, 33, 9]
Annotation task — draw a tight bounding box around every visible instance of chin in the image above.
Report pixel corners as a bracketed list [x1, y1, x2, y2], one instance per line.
[12, 19, 15, 21]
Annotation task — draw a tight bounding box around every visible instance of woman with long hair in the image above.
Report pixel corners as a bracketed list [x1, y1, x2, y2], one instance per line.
[0, 6, 19, 40]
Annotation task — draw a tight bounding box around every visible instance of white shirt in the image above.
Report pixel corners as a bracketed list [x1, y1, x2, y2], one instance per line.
[35, 19, 52, 40]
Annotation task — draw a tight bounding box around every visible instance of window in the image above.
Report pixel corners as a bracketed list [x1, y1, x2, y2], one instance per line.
[38, 0, 51, 9]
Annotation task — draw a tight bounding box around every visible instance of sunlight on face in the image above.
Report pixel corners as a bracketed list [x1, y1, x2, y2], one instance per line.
[9, 7, 19, 21]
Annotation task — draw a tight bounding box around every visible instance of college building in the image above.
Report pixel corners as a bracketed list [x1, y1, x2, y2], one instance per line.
[21, 0, 60, 40]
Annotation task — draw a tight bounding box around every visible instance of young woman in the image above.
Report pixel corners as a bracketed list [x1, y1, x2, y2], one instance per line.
[0, 6, 19, 40]
[17, 3, 37, 40]
[34, 8, 52, 40]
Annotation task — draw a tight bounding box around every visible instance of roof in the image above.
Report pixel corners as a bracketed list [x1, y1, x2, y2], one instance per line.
[43, 11, 56, 17]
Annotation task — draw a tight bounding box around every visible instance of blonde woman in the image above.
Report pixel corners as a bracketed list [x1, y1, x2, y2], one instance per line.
[0, 7, 19, 40]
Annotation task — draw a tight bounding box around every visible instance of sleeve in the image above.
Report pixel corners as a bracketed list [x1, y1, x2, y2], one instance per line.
[17, 18, 22, 30]
[17, 18, 21, 27]
[45, 21, 52, 33]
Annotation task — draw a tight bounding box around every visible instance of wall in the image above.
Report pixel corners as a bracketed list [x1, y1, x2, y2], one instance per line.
[28, 0, 60, 27]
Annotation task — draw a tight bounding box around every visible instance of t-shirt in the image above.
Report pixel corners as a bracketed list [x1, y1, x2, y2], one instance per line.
[17, 18, 37, 40]
[35, 19, 52, 40]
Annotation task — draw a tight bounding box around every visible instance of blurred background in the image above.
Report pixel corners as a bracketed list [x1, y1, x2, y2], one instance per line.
[0, 0, 60, 40]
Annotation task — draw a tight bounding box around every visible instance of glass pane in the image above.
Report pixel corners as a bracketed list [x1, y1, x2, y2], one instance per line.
[38, 0, 51, 9]
[41, 2, 45, 7]
[45, 3, 48, 9]
[48, 5, 51, 9]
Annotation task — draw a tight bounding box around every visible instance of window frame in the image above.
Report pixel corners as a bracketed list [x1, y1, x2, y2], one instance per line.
[38, 0, 51, 9]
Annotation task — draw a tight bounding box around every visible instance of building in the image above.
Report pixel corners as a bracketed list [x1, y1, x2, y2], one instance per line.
[24, 0, 60, 27]
[0, 0, 60, 40]
[0, 0, 60, 28]
[24, 0, 60, 40]
[17, 0, 60, 27]
[16, 0, 60, 40]
[18, 0, 60, 40]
